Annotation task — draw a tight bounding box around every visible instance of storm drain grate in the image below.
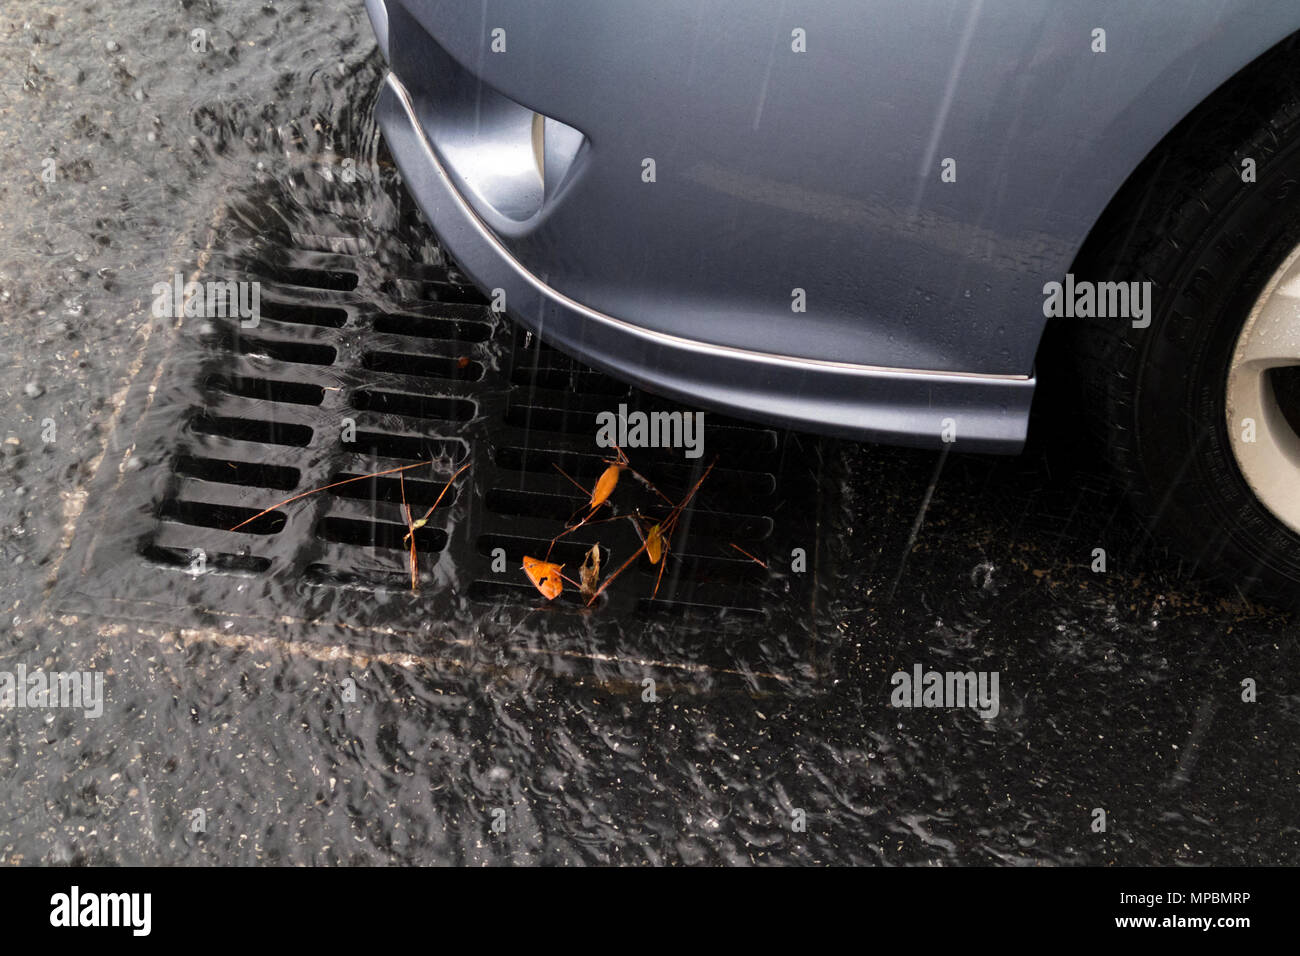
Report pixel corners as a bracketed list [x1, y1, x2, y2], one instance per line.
[54, 183, 845, 678]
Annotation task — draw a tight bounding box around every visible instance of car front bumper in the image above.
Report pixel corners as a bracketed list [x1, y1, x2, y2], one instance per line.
[367, 2, 1034, 452]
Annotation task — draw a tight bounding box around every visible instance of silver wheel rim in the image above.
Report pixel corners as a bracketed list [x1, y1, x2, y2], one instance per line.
[1225, 241, 1300, 535]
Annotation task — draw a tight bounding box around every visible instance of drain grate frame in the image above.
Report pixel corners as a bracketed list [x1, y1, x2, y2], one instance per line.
[53, 184, 847, 679]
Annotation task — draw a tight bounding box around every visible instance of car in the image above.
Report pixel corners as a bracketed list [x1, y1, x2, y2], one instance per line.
[363, 0, 1300, 600]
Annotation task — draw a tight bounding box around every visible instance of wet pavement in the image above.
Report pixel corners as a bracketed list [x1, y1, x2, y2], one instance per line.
[1, 1, 1297, 866]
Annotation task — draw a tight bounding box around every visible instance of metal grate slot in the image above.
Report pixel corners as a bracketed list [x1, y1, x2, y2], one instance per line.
[190, 414, 314, 448]
[172, 455, 301, 490]
[493, 446, 777, 498]
[157, 499, 284, 535]
[141, 545, 272, 575]
[256, 298, 349, 328]
[223, 332, 338, 366]
[379, 276, 487, 303]
[372, 309, 493, 343]
[205, 374, 326, 406]
[361, 350, 483, 382]
[351, 389, 477, 421]
[327, 472, 462, 507]
[254, 262, 359, 291]
[510, 365, 632, 395]
[348, 432, 468, 463]
[317, 517, 447, 552]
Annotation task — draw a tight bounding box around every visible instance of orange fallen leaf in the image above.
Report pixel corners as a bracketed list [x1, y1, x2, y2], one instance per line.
[522, 555, 565, 601]
[590, 463, 621, 509]
[645, 523, 664, 564]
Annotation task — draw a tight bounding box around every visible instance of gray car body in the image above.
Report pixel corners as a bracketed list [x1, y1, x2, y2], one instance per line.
[365, 0, 1300, 451]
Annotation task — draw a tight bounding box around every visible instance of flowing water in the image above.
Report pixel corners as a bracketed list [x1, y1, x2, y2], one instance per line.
[0, 1, 1296, 866]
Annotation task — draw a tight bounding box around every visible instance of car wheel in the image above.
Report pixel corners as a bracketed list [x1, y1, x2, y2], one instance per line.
[1074, 85, 1300, 604]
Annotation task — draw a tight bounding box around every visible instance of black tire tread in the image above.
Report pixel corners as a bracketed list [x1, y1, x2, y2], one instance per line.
[1068, 42, 1300, 596]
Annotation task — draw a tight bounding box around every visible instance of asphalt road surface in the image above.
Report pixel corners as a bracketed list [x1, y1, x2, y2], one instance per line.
[0, 1, 1296, 865]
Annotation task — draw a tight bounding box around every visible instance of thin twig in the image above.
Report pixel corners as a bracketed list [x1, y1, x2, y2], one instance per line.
[400, 471, 417, 592]
[728, 543, 768, 568]
[228, 460, 435, 532]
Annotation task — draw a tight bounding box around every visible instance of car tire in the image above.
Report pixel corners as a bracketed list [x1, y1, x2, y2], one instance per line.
[1072, 68, 1300, 605]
